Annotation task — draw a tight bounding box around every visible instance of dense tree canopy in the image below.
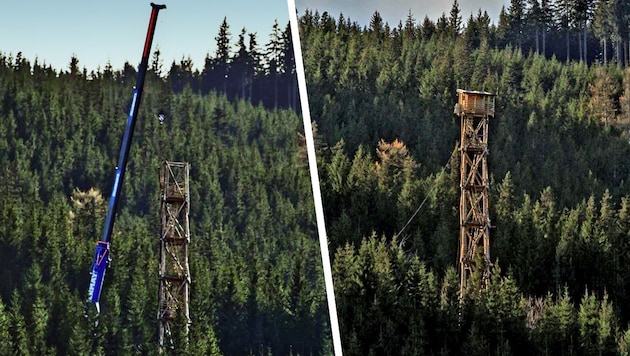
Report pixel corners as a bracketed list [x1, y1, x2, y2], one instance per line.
[0, 18, 325, 355]
[300, 2, 630, 354]
[5, 3, 630, 354]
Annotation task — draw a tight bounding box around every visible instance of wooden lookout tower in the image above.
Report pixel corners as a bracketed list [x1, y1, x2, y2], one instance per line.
[454, 89, 495, 296]
[158, 161, 191, 351]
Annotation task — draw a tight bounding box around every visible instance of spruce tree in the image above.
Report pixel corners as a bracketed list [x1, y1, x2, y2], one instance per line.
[0, 297, 11, 355]
[9, 290, 29, 355]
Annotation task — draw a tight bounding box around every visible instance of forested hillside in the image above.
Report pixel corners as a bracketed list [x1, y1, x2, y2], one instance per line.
[6, 1, 630, 354]
[299, 1, 630, 354]
[0, 19, 330, 355]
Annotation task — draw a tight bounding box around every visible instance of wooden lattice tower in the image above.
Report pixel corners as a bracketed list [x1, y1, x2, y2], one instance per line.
[158, 161, 191, 351]
[454, 89, 495, 296]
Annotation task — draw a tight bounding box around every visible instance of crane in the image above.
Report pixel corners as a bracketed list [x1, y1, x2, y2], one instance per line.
[88, 2, 166, 312]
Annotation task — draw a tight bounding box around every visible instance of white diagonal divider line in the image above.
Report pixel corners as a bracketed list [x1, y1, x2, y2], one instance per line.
[287, 1, 343, 355]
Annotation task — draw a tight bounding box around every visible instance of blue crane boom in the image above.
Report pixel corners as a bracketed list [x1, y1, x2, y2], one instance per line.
[88, 2, 166, 311]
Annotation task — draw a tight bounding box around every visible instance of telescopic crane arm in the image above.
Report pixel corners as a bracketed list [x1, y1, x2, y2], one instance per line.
[88, 3, 166, 311]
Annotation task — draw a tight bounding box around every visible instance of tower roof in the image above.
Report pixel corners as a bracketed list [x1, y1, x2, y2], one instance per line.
[456, 89, 495, 97]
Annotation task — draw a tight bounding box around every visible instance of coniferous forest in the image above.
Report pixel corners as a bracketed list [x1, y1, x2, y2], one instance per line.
[4, 0, 630, 355]
[300, 0, 630, 355]
[0, 19, 326, 355]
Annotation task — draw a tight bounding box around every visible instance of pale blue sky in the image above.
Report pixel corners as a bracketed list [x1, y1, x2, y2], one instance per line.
[0, 0, 289, 73]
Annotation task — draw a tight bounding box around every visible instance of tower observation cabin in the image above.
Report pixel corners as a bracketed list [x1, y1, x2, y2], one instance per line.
[454, 89, 495, 118]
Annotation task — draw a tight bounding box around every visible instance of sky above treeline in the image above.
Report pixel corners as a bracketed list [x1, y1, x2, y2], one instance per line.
[1, 0, 509, 74]
[295, 0, 510, 28]
[0, 0, 288, 73]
